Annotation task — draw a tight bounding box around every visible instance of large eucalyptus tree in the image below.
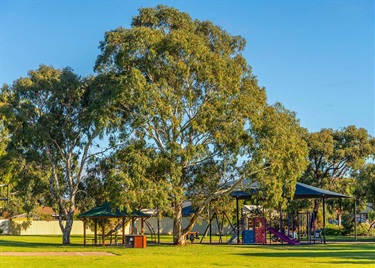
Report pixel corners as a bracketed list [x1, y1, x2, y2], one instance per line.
[95, 5, 308, 245]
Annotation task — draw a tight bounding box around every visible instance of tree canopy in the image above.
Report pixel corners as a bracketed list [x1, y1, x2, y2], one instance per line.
[301, 125, 375, 227]
[355, 163, 375, 206]
[302, 126, 375, 188]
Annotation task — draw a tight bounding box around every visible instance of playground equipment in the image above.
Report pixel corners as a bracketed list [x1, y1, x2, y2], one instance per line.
[296, 211, 322, 244]
[267, 227, 299, 245]
[242, 217, 266, 244]
[144, 219, 157, 243]
[200, 211, 236, 244]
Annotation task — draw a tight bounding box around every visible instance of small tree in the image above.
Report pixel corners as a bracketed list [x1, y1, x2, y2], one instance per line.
[355, 163, 375, 208]
[1, 65, 111, 244]
[301, 126, 375, 228]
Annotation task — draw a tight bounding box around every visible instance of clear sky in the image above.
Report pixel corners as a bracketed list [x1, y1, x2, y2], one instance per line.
[1, 0, 374, 135]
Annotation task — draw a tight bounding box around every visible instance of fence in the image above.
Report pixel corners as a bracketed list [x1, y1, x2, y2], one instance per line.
[1, 220, 94, 235]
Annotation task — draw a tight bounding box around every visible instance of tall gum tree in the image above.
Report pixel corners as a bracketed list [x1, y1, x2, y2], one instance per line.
[95, 5, 308, 245]
[1, 65, 111, 244]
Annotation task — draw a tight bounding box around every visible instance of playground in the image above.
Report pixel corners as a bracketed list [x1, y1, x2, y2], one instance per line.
[182, 182, 358, 246]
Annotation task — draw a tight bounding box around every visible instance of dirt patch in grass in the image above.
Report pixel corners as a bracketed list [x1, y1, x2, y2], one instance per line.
[0, 252, 115, 256]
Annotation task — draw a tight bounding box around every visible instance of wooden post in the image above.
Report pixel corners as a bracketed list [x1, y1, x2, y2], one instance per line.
[102, 218, 105, 246]
[122, 217, 125, 244]
[94, 218, 98, 245]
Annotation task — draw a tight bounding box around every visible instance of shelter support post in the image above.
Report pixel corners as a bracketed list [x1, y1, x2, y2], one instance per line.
[323, 196, 326, 244]
[297, 211, 300, 242]
[122, 217, 125, 244]
[307, 212, 310, 243]
[279, 203, 283, 245]
[141, 218, 144, 235]
[236, 197, 240, 244]
[94, 218, 98, 245]
[354, 199, 357, 242]
[101, 218, 105, 246]
[157, 207, 160, 244]
[209, 217, 212, 244]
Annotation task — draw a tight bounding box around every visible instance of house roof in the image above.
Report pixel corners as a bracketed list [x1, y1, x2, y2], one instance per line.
[79, 202, 149, 219]
[38, 206, 56, 215]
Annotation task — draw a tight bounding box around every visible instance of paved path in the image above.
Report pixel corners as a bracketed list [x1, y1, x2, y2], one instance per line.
[0, 252, 115, 256]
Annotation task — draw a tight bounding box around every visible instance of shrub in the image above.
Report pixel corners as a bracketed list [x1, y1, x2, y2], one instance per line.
[324, 223, 344, 236]
[355, 223, 375, 236]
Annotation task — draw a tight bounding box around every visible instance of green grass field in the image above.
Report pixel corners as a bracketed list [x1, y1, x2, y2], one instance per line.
[1, 235, 374, 268]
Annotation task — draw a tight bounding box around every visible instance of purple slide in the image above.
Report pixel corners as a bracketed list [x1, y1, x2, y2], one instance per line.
[267, 227, 300, 245]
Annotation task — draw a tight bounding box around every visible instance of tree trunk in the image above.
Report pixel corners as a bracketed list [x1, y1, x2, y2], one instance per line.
[311, 199, 320, 231]
[173, 203, 186, 245]
[60, 211, 74, 244]
[337, 212, 342, 227]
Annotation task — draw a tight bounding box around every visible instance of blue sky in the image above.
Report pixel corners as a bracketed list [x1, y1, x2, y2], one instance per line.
[1, 0, 374, 135]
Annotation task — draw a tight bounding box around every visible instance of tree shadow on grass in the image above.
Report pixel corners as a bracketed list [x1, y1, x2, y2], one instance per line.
[0, 239, 83, 249]
[235, 249, 375, 265]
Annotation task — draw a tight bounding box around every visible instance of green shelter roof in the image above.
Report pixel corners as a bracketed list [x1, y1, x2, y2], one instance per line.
[79, 202, 149, 219]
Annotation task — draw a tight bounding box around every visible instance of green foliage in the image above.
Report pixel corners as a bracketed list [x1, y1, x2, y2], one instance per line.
[356, 223, 375, 237]
[324, 223, 345, 236]
[302, 126, 375, 188]
[342, 212, 354, 232]
[355, 164, 375, 205]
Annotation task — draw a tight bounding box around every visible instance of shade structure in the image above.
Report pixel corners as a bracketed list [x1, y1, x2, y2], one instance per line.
[79, 202, 149, 218]
[294, 182, 351, 199]
[182, 205, 196, 217]
[79, 202, 149, 246]
[230, 182, 352, 200]
[230, 188, 258, 200]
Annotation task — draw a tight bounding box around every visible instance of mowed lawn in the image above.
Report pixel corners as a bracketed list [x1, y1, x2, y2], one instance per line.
[1, 235, 375, 268]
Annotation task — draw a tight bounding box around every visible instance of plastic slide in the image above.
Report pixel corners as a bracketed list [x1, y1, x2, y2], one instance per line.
[267, 227, 300, 245]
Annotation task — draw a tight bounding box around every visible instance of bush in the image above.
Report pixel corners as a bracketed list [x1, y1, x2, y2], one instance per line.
[324, 223, 345, 236]
[342, 213, 354, 231]
[355, 223, 375, 236]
